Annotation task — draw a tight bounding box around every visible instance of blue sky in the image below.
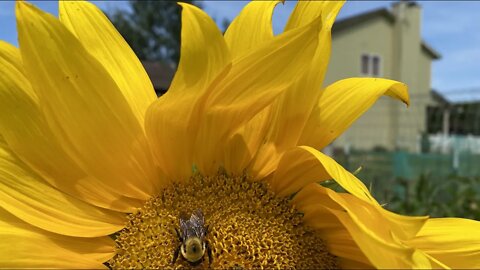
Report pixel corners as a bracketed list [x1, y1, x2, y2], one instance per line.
[1, 1, 479, 93]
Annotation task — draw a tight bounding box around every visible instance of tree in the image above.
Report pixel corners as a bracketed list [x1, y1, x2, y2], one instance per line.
[108, 1, 202, 65]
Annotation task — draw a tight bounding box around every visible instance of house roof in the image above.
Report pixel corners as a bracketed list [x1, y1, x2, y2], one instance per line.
[431, 89, 449, 105]
[433, 88, 480, 105]
[332, 7, 441, 60]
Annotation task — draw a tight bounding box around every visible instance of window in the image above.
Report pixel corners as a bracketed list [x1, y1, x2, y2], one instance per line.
[372, 55, 380, 76]
[361, 54, 369, 75]
[360, 54, 382, 76]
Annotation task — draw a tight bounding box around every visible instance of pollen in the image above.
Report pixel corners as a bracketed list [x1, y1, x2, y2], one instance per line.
[108, 174, 338, 269]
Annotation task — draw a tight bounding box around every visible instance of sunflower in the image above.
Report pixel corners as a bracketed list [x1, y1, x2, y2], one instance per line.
[0, 0, 478, 268]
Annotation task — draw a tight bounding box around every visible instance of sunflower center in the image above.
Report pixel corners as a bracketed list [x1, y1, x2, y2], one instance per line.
[108, 174, 338, 269]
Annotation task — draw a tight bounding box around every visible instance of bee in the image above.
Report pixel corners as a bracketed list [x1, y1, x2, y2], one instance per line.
[172, 209, 213, 266]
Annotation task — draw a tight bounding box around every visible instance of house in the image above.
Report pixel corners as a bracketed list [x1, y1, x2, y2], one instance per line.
[428, 88, 480, 137]
[427, 87, 480, 138]
[324, 0, 441, 152]
[425, 88, 480, 154]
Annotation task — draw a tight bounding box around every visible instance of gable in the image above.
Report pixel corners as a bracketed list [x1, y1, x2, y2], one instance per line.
[332, 8, 395, 34]
[332, 7, 440, 60]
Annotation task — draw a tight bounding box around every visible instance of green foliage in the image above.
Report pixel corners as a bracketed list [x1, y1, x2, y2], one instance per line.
[108, 0, 202, 64]
[334, 149, 480, 220]
[386, 174, 480, 220]
[334, 150, 480, 220]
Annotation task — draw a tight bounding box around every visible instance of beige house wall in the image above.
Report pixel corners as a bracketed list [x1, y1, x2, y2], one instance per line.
[394, 3, 423, 151]
[324, 3, 435, 152]
[324, 18, 394, 150]
[397, 47, 433, 150]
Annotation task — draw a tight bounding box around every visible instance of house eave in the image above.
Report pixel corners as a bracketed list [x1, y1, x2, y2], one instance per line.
[332, 7, 441, 60]
[421, 42, 441, 60]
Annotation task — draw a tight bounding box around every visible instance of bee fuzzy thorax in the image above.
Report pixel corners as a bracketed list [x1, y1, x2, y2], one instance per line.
[109, 174, 338, 269]
[181, 237, 206, 263]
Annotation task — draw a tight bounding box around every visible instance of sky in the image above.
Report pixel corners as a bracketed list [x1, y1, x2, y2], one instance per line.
[1, 1, 479, 94]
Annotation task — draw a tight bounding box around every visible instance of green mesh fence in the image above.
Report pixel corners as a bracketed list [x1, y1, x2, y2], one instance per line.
[335, 151, 480, 206]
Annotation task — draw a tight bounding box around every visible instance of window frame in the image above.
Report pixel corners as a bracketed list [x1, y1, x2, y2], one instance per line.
[360, 53, 383, 77]
[360, 53, 370, 76]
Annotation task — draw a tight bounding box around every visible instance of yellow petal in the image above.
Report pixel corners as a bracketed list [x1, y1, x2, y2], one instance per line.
[265, 1, 344, 152]
[328, 205, 429, 269]
[224, 1, 280, 59]
[169, 3, 231, 94]
[245, 2, 344, 179]
[223, 106, 273, 176]
[300, 78, 409, 149]
[285, 1, 344, 31]
[194, 16, 322, 175]
[421, 253, 451, 269]
[295, 184, 431, 268]
[17, 2, 161, 199]
[0, 136, 125, 237]
[222, 0, 301, 177]
[337, 258, 373, 269]
[270, 147, 325, 196]
[298, 144, 376, 204]
[222, 133, 252, 176]
[0, 41, 143, 213]
[320, 227, 370, 267]
[408, 218, 480, 268]
[249, 141, 282, 180]
[298, 146, 428, 240]
[145, 3, 230, 181]
[59, 1, 156, 127]
[294, 190, 372, 267]
[0, 207, 113, 268]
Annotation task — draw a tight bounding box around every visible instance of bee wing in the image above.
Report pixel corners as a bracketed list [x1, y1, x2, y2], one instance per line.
[191, 209, 205, 226]
[179, 216, 189, 240]
[190, 209, 206, 238]
[178, 209, 207, 240]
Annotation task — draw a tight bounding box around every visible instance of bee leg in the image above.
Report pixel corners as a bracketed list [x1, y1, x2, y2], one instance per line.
[172, 244, 181, 265]
[174, 227, 182, 242]
[206, 240, 213, 266]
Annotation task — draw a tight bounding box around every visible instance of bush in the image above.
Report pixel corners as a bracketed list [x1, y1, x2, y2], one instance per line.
[386, 174, 480, 220]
